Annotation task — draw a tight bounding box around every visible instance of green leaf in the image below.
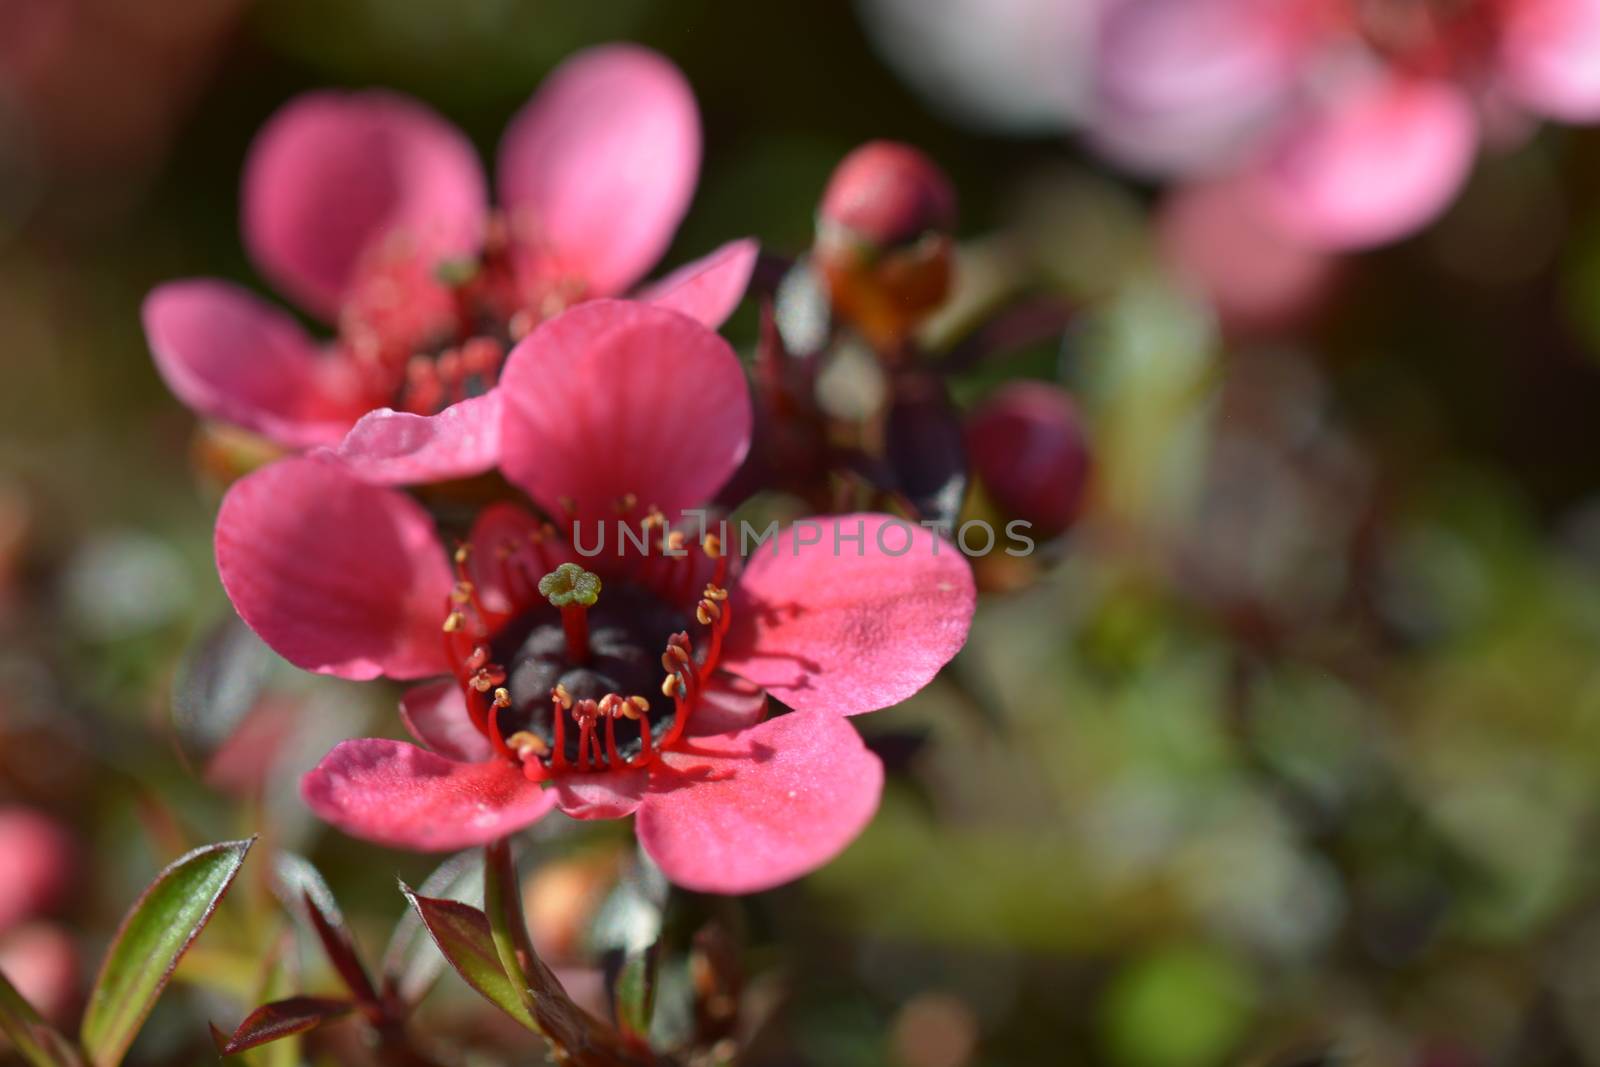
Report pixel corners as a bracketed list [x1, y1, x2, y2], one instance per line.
[593, 851, 669, 1046]
[480, 841, 651, 1065]
[399, 885, 536, 1033]
[79, 838, 255, 1067]
[381, 850, 482, 1007]
[0, 968, 81, 1067]
[271, 853, 379, 1010]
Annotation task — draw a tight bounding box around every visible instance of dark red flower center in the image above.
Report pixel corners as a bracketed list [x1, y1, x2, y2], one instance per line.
[440, 505, 732, 781]
[335, 218, 587, 416]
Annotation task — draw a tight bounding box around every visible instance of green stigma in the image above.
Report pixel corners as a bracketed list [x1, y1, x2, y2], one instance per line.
[539, 562, 602, 608]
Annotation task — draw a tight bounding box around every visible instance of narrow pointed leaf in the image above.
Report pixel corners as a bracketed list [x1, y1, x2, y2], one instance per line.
[594, 852, 669, 1047]
[381, 850, 481, 1007]
[480, 841, 652, 1066]
[0, 969, 81, 1067]
[271, 853, 380, 1011]
[399, 887, 536, 1033]
[80, 838, 255, 1067]
[216, 996, 354, 1055]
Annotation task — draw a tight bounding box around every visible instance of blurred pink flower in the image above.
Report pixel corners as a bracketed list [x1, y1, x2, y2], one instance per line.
[0, 807, 75, 935]
[213, 301, 975, 894]
[0, 923, 79, 1026]
[1158, 177, 1339, 333]
[143, 44, 757, 486]
[1091, 0, 1600, 248]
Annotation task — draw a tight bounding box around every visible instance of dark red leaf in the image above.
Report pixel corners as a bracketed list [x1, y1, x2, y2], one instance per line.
[216, 996, 354, 1055]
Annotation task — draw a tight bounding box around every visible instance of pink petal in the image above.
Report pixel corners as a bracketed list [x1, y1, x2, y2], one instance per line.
[497, 44, 700, 296]
[143, 280, 366, 448]
[498, 300, 752, 527]
[636, 711, 884, 894]
[637, 238, 759, 328]
[302, 740, 554, 851]
[244, 90, 487, 320]
[399, 681, 492, 763]
[1498, 0, 1600, 122]
[689, 671, 768, 736]
[1090, 0, 1304, 174]
[320, 391, 503, 486]
[1254, 75, 1478, 250]
[721, 514, 974, 716]
[1158, 177, 1336, 334]
[552, 770, 649, 820]
[215, 457, 453, 680]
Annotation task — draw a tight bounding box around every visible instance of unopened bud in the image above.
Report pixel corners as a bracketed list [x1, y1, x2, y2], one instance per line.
[965, 382, 1091, 539]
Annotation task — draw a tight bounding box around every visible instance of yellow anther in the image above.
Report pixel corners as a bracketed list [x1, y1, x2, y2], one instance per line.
[506, 730, 548, 758]
[454, 544, 472, 565]
[697, 600, 722, 625]
[665, 531, 687, 553]
[702, 533, 722, 559]
[443, 612, 464, 633]
[661, 674, 682, 697]
[642, 509, 666, 530]
[629, 695, 650, 712]
[703, 584, 729, 601]
[493, 687, 512, 709]
[552, 683, 574, 710]
[451, 581, 474, 604]
[615, 493, 638, 512]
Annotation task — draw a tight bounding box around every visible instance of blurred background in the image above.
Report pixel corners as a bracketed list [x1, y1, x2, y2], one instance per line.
[7, 1, 1600, 1065]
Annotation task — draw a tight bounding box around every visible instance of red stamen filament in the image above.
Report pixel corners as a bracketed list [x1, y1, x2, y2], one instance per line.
[441, 506, 740, 780]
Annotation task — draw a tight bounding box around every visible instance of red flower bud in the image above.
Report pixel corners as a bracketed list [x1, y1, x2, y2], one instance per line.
[965, 382, 1091, 539]
[814, 142, 958, 351]
[818, 141, 956, 251]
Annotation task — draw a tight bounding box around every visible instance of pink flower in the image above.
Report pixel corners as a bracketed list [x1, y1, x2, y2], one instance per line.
[0, 807, 76, 935]
[1091, 0, 1600, 248]
[213, 301, 976, 894]
[143, 44, 758, 486]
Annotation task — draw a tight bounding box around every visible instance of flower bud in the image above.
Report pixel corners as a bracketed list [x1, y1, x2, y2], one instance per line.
[965, 382, 1091, 539]
[815, 141, 957, 350]
[0, 808, 76, 934]
[818, 141, 956, 251]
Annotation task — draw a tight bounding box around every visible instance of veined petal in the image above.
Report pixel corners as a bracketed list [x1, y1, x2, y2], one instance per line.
[143, 280, 365, 447]
[498, 300, 752, 528]
[637, 711, 884, 894]
[498, 44, 699, 296]
[399, 680, 493, 763]
[722, 514, 974, 715]
[321, 391, 503, 486]
[244, 90, 487, 320]
[302, 740, 554, 851]
[637, 238, 759, 328]
[215, 457, 453, 680]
